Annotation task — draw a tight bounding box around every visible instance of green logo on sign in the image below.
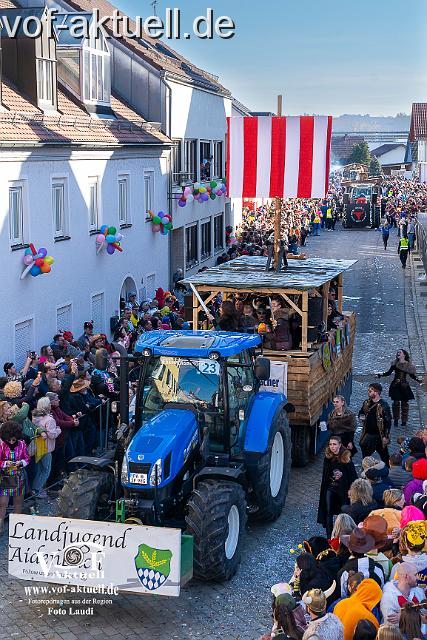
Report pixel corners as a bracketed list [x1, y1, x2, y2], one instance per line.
[135, 544, 172, 591]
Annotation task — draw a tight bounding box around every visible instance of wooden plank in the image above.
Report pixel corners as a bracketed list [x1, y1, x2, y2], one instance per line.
[301, 291, 308, 352]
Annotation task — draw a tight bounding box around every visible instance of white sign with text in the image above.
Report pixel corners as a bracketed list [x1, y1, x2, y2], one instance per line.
[8, 514, 182, 596]
[259, 361, 288, 396]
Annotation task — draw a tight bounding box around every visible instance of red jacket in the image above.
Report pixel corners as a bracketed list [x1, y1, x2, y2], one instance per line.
[51, 405, 75, 448]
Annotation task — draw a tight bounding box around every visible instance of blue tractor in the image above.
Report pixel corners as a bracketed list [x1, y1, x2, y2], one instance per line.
[58, 331, 293, 581]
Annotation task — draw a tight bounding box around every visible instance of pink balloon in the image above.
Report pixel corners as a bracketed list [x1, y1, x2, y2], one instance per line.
[96, 234, 105, 243]
[151, 224, 161, 232]
[23, 254, 33, 266]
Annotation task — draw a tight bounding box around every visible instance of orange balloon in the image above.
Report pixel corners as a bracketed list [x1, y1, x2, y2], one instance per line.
[40, 264, 51, 273]
[257, 323, 267, 334]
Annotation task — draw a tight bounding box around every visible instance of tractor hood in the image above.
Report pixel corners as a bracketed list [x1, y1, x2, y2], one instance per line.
[123, 409, 198, 490]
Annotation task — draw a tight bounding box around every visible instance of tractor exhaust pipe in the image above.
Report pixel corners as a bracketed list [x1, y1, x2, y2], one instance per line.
[111, 342, 130, 427]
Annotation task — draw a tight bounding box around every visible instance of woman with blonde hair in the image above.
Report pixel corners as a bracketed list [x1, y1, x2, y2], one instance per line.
[376, 624, 403, 640]
[341, 478, 378, 523]
[330, 512, 357, 564]
[328, 395, 357, 456]
[31, 397, 61, 498]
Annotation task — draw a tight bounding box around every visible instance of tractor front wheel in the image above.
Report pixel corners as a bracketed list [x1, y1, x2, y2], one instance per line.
[57, 469, 114, 520]
[185, 480, 246, 581]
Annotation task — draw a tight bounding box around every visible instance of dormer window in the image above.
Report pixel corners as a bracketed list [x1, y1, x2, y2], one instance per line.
[55, 13, 111, 114]
[36, 58, 54, 104]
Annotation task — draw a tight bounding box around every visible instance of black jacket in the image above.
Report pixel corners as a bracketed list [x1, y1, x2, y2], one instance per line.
[341, 500, 378, 523]
[317, 447, 358, 527]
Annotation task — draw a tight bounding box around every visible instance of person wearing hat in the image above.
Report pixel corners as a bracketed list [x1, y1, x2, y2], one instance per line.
[404, 458, 427, 505]
[301, 582, 343, 640]
[380, 562, 425, 625]
[358, 383, 392, 466]
[333, 578, 382, 640]
[336, 527, 385, 598]
[260, 585, 307, 640]
[3, 356, 33, 383]
[363, 515, 392, 580]
[393, 522, 427, 579]
[77, 322, 94, 351]
[361, 457, 392, 507]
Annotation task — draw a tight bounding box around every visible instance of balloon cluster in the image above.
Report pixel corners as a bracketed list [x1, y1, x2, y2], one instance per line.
[178, 180, 227, 207]
[96, 225, 124, 255]
[21, 243, 54, 279]
[147, 211, 173, 235]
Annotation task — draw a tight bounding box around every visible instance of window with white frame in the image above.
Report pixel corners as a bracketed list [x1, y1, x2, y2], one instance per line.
[201, 219, 212, 261]
[36, 59, 54, 104]
[172, 139, 182, 183]
[52, 179, 69, 238]
[57, 304, 72, 333]
[144, 171, 154, 214]
[214, 214, 224, 252]
[213, 141, 224, 178]
[91, 292, 105, 333]
[118, 175, 130, 225]
[185, 224, 198, 269]
[88, 178, 99, 231]
[184, 140, 197, 182]
[9, 184, 24, 246]
[200, 141, 212, 181]
[14, 318, 33, 370]
[83, 26, 110, 104]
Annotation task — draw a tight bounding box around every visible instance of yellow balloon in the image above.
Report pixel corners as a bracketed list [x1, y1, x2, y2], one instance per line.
[199, 186, 206, 193]
[45, 256, 54, 265]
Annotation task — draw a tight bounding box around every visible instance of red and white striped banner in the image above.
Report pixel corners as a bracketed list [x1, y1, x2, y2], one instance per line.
[226, 115, 332, 199]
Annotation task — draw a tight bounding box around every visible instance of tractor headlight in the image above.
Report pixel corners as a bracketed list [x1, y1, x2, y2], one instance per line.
[209, 351, 220, 360]
[142, 348, 152, 357]
[149, 458, 162, 486]
[121, 455, 128, 483]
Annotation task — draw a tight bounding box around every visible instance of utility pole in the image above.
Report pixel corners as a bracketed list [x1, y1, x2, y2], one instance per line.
[151, 0, 158, 16]
[274, 95, 283, 269]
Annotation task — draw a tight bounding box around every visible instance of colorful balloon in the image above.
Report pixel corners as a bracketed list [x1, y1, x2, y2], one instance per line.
[108, 226, 117, 235]
[105, 234, 115, 243]
[106, 244, 115, 255]
[100, 225, 108, 234]
[151, 224, 161, 232]
[45, 256, 54, 265]
[23, 254, 33, 266]
[152, 216, 161, 225]
[178, 199, 186, 207]
[96, 234, 105, 244]
[40, 264, 51, 273]
[210, 181, 218, 189]
[30, 265, 41, 277]
[38, 248, 47, 258]
[186, 194, 194, 203]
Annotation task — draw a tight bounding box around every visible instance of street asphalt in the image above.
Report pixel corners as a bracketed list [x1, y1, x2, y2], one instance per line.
[0, 222, 424, 640]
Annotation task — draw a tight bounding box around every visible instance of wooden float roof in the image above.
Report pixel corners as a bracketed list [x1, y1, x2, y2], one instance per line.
[183, 256, 357, 292]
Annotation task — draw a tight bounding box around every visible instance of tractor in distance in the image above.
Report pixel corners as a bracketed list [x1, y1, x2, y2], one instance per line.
[58, 331, 294, 582]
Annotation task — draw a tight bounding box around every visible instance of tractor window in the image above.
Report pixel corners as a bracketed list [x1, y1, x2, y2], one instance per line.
[141, 356, 222, 419]
[226, 357, 255, 453]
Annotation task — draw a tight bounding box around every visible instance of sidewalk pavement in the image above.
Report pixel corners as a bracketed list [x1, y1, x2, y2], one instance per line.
[408, 241, 427, 426]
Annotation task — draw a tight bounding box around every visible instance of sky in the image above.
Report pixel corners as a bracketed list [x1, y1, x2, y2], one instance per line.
[117, 0, 427, 116]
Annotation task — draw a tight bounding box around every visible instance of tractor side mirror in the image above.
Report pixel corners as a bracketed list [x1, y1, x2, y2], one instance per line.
[284, 402, 295, 413]
[255, 356, 270, 381]
[343, 193, 350, 205]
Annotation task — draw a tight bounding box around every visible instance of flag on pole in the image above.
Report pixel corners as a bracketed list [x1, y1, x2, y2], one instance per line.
[226, 115, 332, 199]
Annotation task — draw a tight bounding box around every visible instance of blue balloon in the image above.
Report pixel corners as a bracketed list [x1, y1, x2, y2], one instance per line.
[30, 265, 41, 277]
[105, 234, 115, 243]
[158, 211, 164, 218]
[24, 248, 32, 255]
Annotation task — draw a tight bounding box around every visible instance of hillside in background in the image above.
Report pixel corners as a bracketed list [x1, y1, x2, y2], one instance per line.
[333, 113, 410, 132]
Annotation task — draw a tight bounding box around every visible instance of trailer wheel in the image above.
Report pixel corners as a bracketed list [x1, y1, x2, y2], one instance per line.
[185, 480, 246, 581]
[291, 424, 312, 467]
[249, 410, 291, 521]
[57, 469, 114, 520]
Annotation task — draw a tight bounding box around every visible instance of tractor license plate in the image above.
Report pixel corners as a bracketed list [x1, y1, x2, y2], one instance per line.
[129, 473, 148, 485]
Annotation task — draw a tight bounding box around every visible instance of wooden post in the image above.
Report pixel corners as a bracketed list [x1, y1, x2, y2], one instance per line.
[323, 282, 330, 326]
[301, 291, 308, 352]
[337, 273, 343, 313]
[192, 292, 198, 329]
[274, 95, 283, 269]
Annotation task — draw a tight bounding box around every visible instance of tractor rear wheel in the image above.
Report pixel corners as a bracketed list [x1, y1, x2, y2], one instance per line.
[185, 480, 246, 581]
[291, 424, 312, 467]
[249, 410, 291, 521]
[57, 469, 114, 520]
